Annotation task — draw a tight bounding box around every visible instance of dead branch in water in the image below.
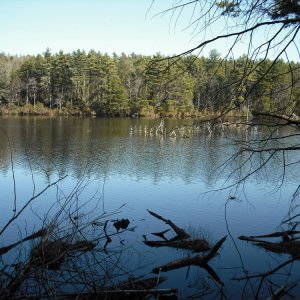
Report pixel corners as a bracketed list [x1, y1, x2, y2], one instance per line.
[256, 240, 300, 258]
[0, 228, 47, 255]
[238, 228, 300, 298]
[144, 238, 210, 252]
[144, 210, 212, 252]
[152, 236, 227, 273]
[151, 229, 170, 240]
[239, 236, 273, 244]
[239, 229, 300, 258]
[241, 230, 300, 239]
[147, 209, 190, 240]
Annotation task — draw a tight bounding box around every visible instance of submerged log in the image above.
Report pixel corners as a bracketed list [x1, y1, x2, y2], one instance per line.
[239, 236, 272, 244]
[144, 238, 210, 252]
[245, 230, 300, 239]
[239, 231, 300, 258]
[152, 236, 227, 273]
[256, 240, 300, 258]
[0, 228, 47, 255]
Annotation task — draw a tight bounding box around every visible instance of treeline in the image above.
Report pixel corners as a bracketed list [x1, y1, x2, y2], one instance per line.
[0, 49, 299, 117]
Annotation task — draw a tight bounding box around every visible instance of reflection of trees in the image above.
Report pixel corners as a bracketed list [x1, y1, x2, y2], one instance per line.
[0, 118, 298, 187]
[0, 129, 298, 298]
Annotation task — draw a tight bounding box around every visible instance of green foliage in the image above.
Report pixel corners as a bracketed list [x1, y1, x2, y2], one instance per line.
[271, 0, 300, 19]
[0, 51, 298, 117]
[216, 1, 240, 16]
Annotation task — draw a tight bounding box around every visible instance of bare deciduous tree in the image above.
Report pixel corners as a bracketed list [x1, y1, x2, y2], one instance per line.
[148, 2, 300, 297]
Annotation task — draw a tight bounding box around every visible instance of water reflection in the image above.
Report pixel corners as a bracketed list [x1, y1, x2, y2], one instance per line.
[1, 116, 298, 185]
[0, 116, 300, 298]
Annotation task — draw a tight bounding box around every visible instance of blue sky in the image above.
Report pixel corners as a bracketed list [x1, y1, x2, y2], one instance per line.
[0, 0, 199, 56]
[1, 0, 299, 61]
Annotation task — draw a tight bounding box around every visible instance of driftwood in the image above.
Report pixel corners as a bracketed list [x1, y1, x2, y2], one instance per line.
[0, 228, 47, 255]
[144, 211, 225, 287]
[256, 240, 300, 257]
[144, 210, 211, 252]
[239, 236, 272, 244]
[239, 230, 300, 258]
[240, 230, 300, 239]
[145, 239, 210, 252]
[152, 236, 227, 274]
[147, 210, 190, 239]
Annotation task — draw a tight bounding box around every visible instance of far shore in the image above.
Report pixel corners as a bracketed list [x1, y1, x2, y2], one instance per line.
[0, 103, 248, 120]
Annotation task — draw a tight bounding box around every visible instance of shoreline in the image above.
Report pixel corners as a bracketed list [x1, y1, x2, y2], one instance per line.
[0, 104, 246, 119]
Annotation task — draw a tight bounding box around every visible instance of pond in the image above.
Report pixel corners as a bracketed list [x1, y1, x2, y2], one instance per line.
[0, 116, 299, 298]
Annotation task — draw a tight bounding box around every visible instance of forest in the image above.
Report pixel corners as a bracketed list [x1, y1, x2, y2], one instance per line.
[0, 49, 299, 117]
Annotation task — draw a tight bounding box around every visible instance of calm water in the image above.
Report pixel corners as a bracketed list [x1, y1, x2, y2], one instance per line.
[0, 116, 299, 298]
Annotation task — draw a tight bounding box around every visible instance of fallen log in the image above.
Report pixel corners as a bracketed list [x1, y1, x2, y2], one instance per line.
[239, 236, 272, 244]
[246, 230, 300, 239]
[239, 233, 300, 258]
[147, 210, 190, 239]
[152, 236, 227, 273]
[144, 238, 210, 252]
[256, 240, 300, 258]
